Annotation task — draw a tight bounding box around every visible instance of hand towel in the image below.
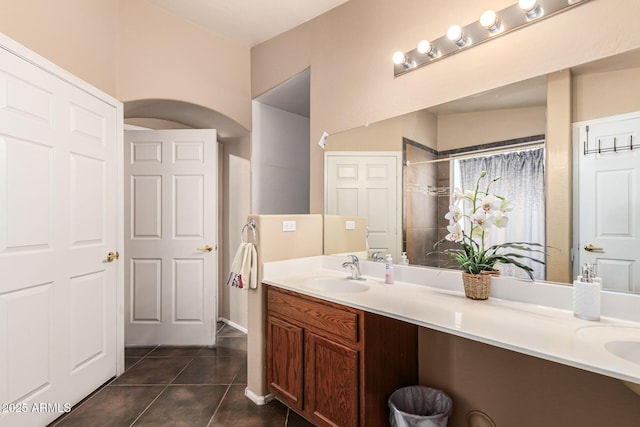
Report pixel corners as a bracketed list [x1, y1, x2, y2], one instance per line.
[227, 242, 258, 289]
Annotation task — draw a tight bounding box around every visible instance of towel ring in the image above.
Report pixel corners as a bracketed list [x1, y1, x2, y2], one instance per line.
[241, 220, 257, 243]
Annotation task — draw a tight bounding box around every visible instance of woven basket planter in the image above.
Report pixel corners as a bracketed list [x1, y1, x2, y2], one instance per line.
[462, 272, 492, 300]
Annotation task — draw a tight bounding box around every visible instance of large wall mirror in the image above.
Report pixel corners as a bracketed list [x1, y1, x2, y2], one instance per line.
[324, 47, 640, 293]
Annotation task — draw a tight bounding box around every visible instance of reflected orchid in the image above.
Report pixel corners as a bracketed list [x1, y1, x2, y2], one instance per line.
[432, 170, 545, 280]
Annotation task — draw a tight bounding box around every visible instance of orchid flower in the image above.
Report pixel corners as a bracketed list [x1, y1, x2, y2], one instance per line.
[444, 205, 462, 224]
[470, 211, 493, 230]
[445, 223, 463, 242]
[481, 194, 500, 212]
[492, 211, 509, 228]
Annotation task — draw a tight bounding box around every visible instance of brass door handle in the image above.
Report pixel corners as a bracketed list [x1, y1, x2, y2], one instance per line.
[197, 244, 214, 252]
[107, 251, 120, 262]
[584, 244, 604, 253]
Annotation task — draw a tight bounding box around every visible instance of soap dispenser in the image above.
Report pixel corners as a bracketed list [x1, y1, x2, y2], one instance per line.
[573, 263, 601, 321]
[400, 252, 409, 265]
[384, 254, 395, 284]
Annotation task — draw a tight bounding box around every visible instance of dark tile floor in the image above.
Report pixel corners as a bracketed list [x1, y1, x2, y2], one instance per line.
[49, 323, 314, 427]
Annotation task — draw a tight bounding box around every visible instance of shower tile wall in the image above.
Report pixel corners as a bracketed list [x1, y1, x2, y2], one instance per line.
[436, 160, 455, 268]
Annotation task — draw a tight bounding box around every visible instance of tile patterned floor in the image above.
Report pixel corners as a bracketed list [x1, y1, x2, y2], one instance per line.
[49, 324, 314, 427]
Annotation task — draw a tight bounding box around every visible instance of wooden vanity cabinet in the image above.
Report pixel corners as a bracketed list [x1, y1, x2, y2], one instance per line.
[266, 285, 418, 427]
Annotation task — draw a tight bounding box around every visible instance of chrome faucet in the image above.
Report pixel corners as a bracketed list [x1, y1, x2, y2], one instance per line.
[370, 251, 384, 262]
[342, 255, 364, 280]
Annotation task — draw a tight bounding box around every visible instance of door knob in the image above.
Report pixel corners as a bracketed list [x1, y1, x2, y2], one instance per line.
[106, 251, 120, 262]
[197, 244, 214, 252]
[584, 244, 604, 253]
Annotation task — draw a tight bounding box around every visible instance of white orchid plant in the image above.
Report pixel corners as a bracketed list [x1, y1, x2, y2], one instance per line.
[433, 171, 545, 280]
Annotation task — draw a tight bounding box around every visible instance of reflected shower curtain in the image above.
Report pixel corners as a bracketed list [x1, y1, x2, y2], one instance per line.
[456, 147, 546, 280]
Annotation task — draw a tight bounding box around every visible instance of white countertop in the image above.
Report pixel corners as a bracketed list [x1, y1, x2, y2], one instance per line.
[263, 256, 640, 386]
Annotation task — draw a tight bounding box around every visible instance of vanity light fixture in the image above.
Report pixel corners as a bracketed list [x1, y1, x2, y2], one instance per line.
[480, 9, 502, 34]
[393, 0, 594, 77]
[446, 25, 470, 47]
[519, 0, 543, 19]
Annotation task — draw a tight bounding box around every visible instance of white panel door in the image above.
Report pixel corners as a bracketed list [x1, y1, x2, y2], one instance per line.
[326, 153, 400, 260]
[578, 117, 640, 292]
[0, 43, 119, 427]
[125, 130, 218, 345]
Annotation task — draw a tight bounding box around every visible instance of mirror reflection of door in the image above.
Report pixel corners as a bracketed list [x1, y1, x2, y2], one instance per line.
[325, 152, 401, 262]
[576, 114, 640, 293]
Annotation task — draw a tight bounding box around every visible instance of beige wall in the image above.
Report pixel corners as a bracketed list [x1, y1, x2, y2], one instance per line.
[0, 0, 119, 96]
[326, 114, 404, 151]
[573, 66, 640, 123]
[251, 0, 640, 213]
[546, 70, 573, 283]
[326, 109, 437, 151]
[419, 327, 640, 426]
[0, 0, 251, 132]
[118, 0, 251, 131]
[246, 214, 324, 397]
[437, 106, 546, 151]
[323, 215, 367, 255]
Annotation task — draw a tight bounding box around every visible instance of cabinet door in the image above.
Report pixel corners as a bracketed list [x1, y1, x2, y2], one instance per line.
[305, 332, 359, 427]
[267, 316, 304, 411]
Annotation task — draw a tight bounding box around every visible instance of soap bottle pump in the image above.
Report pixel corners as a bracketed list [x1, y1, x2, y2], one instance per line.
[573, 263, 601, 321]
[384, 254, 395, 284]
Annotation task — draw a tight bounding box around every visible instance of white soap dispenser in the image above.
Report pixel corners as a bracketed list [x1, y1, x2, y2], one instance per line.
[400, 252, 409, 265]
[384, 254, 395, 284]
[573, 263, 601, 321]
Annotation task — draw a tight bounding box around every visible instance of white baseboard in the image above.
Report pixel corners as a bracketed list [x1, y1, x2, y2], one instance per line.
[244, 387, 274, 405]
[218, 317, 248, 334]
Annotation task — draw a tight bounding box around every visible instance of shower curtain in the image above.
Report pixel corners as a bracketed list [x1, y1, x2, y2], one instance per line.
[456, 147, 546, 280]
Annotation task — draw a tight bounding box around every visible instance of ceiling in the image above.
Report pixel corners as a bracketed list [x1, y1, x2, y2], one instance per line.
[148, 0, 350, 47]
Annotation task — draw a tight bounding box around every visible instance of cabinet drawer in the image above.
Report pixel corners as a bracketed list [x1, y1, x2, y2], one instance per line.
[268, 287, 359, 343]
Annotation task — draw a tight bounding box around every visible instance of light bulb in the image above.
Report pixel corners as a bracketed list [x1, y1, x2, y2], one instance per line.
[392, 51, 406, 65]
[417, 40, 438, 59]
[447, 25, 463, 42]
[519, 0, 537, 11]
[447, 25, 469, 47]
[480, 10, 498, 28]
[519, 0, 542, 18]
[417, 40, 432, 54]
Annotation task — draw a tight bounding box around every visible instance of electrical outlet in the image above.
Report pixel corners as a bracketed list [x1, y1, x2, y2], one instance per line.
[282, 220, 296, 232]
[345, 220, 356, 230]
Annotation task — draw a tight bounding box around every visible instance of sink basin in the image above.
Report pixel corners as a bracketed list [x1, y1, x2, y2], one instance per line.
[574, 326, 640, 366]
[605, 341, 640, 365]
[303, 277, 369, 293]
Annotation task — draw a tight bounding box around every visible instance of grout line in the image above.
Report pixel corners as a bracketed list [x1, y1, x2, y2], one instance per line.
[169, 357, 196, 385]
[129, 357, 194, 426]
[206, 383, 233, 427]
[128, 384, 170, 427]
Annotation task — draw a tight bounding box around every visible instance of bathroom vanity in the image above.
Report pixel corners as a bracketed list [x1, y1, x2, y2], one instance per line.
[263, 255, 640, 425]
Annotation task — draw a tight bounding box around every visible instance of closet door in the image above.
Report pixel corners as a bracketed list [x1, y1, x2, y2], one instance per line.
[0, 39, 119, 427]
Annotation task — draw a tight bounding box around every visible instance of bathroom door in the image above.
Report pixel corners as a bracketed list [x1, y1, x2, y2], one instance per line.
[325, 152, 401, 261]
[577, 116, 640, 292]
[124, 129, 218, 345]
[0, 37, 120, 427]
